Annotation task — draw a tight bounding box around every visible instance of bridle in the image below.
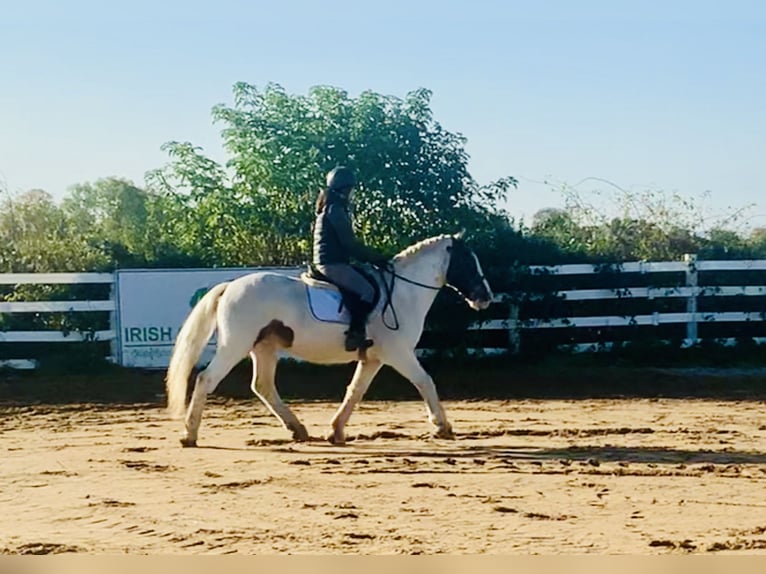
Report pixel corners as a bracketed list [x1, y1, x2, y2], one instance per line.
[372, 255, 487, 330]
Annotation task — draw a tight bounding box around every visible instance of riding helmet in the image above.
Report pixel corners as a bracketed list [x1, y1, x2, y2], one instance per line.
[326, 166, 356, 192]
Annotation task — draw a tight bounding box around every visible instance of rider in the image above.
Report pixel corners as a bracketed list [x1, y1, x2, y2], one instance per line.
[313, 166, 388, 352]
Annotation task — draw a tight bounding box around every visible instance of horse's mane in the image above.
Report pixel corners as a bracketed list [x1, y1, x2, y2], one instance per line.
[394, 234, 452, 261]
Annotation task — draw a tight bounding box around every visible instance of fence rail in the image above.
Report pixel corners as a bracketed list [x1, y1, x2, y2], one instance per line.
[0, 273, 116, 369]
[0, 273, 114, 285]
[528, 260, 766, 275]
[514, 254, 766, 352]
[2, 255, 765, 369]
[0, 301, 116, 313]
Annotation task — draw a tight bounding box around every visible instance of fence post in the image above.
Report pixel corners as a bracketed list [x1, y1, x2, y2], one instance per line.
[109, 276, 117, 364]
[508, 303, 520, 355]
[684, 254, 698, 343]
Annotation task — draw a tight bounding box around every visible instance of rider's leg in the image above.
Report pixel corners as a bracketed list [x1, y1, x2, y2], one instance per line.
[316, 264, 376, 351]
[344, 294, 374, 352]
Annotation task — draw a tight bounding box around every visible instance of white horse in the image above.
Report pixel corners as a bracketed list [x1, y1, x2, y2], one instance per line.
[165, 233, 493, 446]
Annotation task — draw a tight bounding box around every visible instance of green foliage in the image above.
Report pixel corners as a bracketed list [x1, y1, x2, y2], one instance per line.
[62, 178, 154, 267]
[147, 83, 517, 264]
[529, 182, 766, 261]
[0, 189, 109, 272]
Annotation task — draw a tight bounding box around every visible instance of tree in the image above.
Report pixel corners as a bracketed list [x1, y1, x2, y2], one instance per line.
[530, 182, 757, 261]
[148, 83, 517, 265]
[0, 188, 113, 337]
[747, 227, 766, 257]
[62, 178, 153, 267]
[0, 189, 108, 273]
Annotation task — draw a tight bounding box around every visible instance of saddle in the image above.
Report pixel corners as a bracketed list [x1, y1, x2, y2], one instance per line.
[300, 264, 381, 320]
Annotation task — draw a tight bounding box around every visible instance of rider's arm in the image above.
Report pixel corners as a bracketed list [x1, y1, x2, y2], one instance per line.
[325, 204, 387, 264]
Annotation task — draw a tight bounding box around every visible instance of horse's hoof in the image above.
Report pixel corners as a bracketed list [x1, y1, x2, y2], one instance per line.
[180, 438, 197, 448]
[327, 434, 346, 446]
[433, 428, 455, 440]
[291, 426, 310, 442]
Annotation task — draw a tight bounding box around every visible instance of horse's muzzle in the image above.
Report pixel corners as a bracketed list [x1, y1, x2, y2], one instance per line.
[469, 283, 493, 310]
[469, 298, 492, 311]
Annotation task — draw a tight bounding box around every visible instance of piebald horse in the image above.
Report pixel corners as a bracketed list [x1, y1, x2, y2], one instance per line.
[166, 233, 493, 446]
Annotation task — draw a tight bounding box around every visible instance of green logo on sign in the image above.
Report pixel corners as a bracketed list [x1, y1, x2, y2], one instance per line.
[189, 287, 209, 308]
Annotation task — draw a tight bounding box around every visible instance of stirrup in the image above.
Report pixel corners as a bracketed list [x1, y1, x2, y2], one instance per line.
[344, 330, 373, 352]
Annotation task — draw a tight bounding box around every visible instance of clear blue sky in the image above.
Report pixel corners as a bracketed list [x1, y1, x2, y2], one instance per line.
[2, 0, 765, 229]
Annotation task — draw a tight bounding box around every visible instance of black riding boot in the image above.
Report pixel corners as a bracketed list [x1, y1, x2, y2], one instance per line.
[344, 297, 373, 352]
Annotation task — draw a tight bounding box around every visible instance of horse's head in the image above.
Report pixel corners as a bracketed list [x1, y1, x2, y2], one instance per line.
[445, 235, 494, 310]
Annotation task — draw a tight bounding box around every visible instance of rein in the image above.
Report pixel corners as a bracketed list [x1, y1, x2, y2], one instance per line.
[385, 267, 441, 290]
[373, 262, 442, 331]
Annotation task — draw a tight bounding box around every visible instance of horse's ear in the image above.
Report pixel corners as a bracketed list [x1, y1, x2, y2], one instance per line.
[453, 229, 466, 241]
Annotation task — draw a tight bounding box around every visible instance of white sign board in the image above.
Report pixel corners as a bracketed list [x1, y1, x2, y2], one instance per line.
[116, 268, 297, 368]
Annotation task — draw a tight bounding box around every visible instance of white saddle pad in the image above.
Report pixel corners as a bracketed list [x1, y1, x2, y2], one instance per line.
[306, 285, 350, 324]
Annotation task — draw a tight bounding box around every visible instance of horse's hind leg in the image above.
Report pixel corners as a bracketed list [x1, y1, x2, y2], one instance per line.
[390, 352, 453, 439]
[250, 347, 309, 441]
[329, 359, 382, 445]
[182, 343, 248, 447]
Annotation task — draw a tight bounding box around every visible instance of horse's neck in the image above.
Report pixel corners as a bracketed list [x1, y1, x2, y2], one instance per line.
[394, 247, 444, 286]
[389, 246, 446, 316]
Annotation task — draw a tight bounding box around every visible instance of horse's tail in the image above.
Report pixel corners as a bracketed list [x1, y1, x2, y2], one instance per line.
[166, 282, 231, 419]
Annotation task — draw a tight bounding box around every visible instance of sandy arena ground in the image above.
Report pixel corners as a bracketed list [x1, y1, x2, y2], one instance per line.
[1, 397, 766, 554]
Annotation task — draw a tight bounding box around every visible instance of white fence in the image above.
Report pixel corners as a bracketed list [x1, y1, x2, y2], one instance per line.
[1, 256, 766, 368]
[474, 255, 766, 353]
[0, 273, 116, 369]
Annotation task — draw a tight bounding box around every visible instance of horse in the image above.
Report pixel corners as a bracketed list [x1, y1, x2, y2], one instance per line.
[165, 233, 494, 447]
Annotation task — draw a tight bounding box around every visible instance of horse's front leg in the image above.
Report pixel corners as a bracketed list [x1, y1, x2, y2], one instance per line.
[390, 352, 453, 439]
[329, 359, 382, 445]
